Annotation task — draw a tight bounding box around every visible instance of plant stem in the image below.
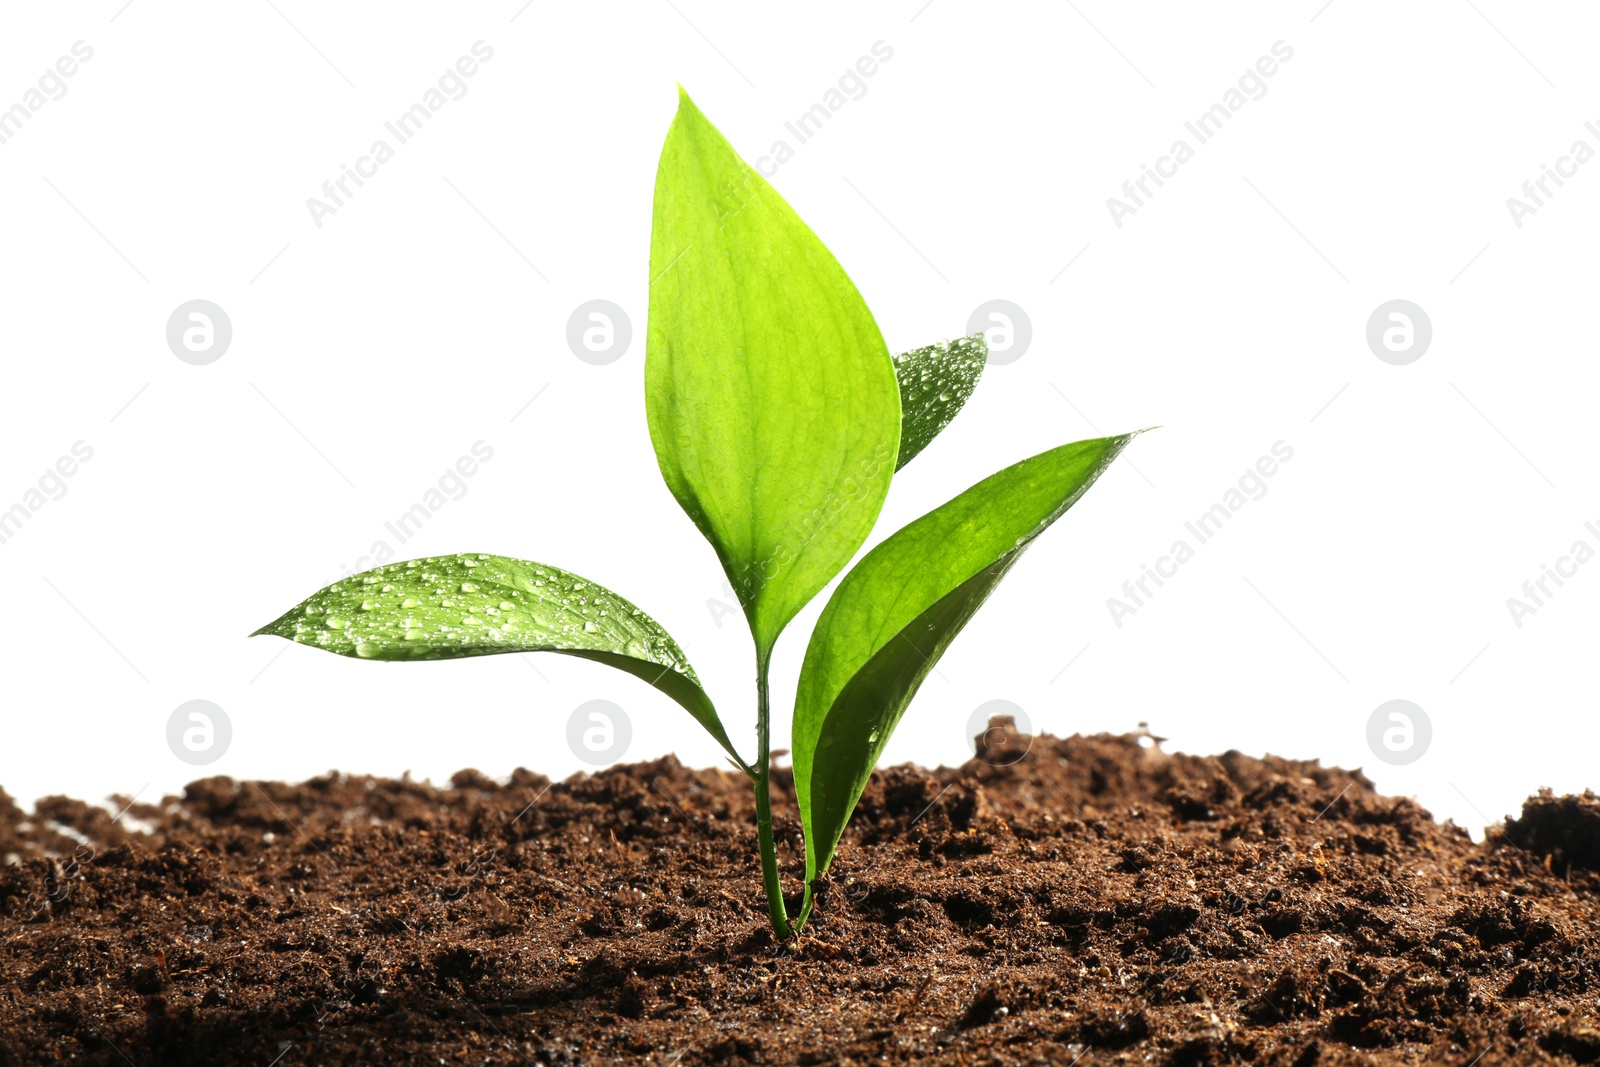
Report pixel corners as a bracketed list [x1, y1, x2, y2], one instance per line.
[793, 892, 814, 933]
[752, 648, 794, 940]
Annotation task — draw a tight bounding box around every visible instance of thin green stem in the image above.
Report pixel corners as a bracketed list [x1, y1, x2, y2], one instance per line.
[752, 648, 794, 940]
[793, 892, 814, 933]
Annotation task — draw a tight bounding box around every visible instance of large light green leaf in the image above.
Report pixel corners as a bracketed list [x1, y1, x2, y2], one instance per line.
[894, 333, 987, 471]
[252, 553, 739, 762]
[645, 88, 900, 656]
[792, 434, 1138, 884]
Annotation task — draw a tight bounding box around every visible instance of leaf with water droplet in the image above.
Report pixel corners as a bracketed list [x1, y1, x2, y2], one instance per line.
[892, 333, 988, 471]
[792, 434, 1141, 892]
[252, 553, 738, 762]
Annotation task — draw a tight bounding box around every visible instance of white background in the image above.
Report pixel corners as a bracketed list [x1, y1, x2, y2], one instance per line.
[1, 1, 1594, 838]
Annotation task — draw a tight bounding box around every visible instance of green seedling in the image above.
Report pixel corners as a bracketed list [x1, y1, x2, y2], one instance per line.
[254, 89, 1142, 940]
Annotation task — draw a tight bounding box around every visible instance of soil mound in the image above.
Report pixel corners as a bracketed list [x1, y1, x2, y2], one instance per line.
[1509, 790, 1600, 874]
[2, 732, 1597, 1065]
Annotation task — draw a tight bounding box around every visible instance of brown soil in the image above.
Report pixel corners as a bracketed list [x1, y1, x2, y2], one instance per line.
[2, 729, 1598, 1066]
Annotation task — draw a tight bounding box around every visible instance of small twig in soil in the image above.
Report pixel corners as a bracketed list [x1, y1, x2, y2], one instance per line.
[893, 974, 935, 1022]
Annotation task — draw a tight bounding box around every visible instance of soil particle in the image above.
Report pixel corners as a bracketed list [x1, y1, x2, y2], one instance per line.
[2, 732, 1598, 1065]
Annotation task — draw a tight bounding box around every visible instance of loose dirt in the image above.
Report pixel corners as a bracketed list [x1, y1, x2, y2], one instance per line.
[3, 728, 1598, 1065]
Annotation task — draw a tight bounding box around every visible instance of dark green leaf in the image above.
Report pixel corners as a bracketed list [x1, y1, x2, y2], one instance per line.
[792, 434, 1139, 883]
[893, 333, 987, 470]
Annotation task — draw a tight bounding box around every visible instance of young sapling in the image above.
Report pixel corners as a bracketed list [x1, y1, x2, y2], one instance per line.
[255, 88, 1143, 940]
